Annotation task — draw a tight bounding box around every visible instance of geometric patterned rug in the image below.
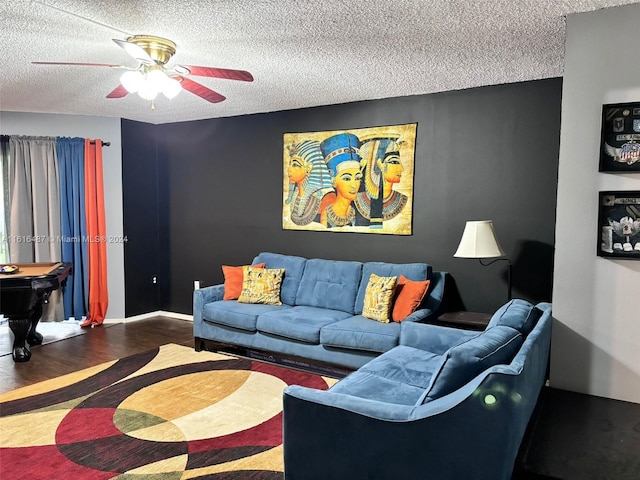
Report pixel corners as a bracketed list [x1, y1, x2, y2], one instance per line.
[0, 344, 337, 479]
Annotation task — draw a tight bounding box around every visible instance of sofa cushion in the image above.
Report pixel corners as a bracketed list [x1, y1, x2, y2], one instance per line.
[257, 306, 352, 344]
[295, 258, 362, 314]
[421, 325, 523, 403]
[238, 266, 285, 305]
[362, 274, 397, 323]
[355, 262, 430, 315]
[202, 301, 291, 332]
[392, 275, 431, 322]
[320, 315, 400, 353]
[486, 299, 542, 335]
[359, 345, 443, 389]
[252, 252, 307, 306]
[329, 370, 426, 406]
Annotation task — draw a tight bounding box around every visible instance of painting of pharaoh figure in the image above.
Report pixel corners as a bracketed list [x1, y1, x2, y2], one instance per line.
[284, 140, 335, 226]
[354, 135, 408, 228]
[319, 133, 363, 228]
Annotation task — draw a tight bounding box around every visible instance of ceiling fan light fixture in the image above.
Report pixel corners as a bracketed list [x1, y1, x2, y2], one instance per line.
[137, 76, 159, 101]
[144, 69, 181, 100]
[120, 70, 144, 93]
[161, 77, 182, 99]
[146, 68, 167, 84]
[121, 68, 181, 101]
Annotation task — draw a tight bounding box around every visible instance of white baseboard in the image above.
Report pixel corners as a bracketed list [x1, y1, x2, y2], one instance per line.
[158, 311, 193, 322]
[104, 311, 193, 324]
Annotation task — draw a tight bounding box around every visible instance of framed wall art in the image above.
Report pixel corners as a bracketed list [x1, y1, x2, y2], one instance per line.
[599, 102, 640, 172]
[597, 191, 640, 260]
[282, 123, 417, 235]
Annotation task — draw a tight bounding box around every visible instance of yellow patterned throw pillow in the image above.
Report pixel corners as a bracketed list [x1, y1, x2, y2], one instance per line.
[362, 273, 397, 323]
[237, 266, 285, 305]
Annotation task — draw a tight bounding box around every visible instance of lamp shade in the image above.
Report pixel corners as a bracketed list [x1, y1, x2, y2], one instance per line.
[454, 220, 505, 258]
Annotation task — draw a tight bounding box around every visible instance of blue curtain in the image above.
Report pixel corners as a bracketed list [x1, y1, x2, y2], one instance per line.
[57, 137, 88, 320]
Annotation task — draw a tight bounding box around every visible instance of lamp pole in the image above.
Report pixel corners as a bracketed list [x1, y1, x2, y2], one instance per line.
[479, 257, 513, 302]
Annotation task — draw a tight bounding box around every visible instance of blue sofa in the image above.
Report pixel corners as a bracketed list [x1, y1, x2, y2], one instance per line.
[283, 300, 552, 480]
[193, 252, 446, 369]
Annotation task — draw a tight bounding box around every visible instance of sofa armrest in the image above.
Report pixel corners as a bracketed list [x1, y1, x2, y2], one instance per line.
[400, 321, 479, 354]
[193, 284, 224, 321]
[399, 306, 438, 323]
[422, 271, 446, 314]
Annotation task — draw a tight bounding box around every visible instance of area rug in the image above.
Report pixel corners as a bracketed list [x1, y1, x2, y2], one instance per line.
[0, 343, 337, 479]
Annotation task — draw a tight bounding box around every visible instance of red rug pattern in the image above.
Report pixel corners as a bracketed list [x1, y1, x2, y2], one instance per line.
[0, 344, 335, 479]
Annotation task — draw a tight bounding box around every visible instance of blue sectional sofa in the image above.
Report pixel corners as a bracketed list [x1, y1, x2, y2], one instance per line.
[283, 300, 552, 480]
[193, 252, 446, 370]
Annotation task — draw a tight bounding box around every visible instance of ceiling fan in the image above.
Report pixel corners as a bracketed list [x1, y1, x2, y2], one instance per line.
[33, 34, 254, 105]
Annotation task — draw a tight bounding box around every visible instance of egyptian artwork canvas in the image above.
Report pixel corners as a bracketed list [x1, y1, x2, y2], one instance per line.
[282, 124, 417, 235]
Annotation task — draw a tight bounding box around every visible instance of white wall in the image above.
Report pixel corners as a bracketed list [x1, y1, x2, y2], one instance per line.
[0, 111, 125, 320]
[553, 3, 640, 404]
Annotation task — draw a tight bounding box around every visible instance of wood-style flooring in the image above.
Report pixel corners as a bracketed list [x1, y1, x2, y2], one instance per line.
[0, 317, 193, 394]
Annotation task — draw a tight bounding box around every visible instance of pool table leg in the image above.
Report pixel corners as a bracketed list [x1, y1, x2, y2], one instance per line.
[8, 303, 43, 363]
[26, 303, 44, 346]
[8, 316, 32, 362]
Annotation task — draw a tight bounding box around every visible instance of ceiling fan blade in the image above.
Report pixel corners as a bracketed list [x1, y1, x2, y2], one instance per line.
[33, 61, 127, 68]
[113, 38, 155, 65]
[178, 65, 253, 82]
[106, 84, 129, 99]
[179, 77, 226, 103]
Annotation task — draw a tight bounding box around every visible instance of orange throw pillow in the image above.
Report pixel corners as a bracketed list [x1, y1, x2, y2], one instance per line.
[222, 263, 265, 300]
[392, 275, 431, 322]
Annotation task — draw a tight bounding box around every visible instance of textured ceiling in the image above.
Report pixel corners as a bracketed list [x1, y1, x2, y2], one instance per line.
[1, 0, 637, 124]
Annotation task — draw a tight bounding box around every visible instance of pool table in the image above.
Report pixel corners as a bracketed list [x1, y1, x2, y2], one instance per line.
[0, 262, 72, 362]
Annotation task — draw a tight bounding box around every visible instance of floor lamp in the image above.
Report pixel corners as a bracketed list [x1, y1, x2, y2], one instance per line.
[454, 220, 512, 301]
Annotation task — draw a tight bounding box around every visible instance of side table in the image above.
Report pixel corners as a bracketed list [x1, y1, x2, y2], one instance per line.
[435, 311, 491, 331]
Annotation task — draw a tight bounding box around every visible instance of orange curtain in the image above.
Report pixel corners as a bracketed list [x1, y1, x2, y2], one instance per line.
[81, 139, 108, 327]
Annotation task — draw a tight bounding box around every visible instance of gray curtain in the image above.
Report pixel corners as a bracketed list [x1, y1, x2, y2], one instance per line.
[8, 136, 63, 321]
[0, 136, 9, 263]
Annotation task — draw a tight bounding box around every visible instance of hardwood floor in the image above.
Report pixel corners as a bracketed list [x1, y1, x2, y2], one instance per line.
[0, 317, 194, 394]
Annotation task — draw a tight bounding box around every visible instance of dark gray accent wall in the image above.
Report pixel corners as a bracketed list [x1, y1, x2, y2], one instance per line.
[121, 118, 160, 316]
[123, 78, 561, 315]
